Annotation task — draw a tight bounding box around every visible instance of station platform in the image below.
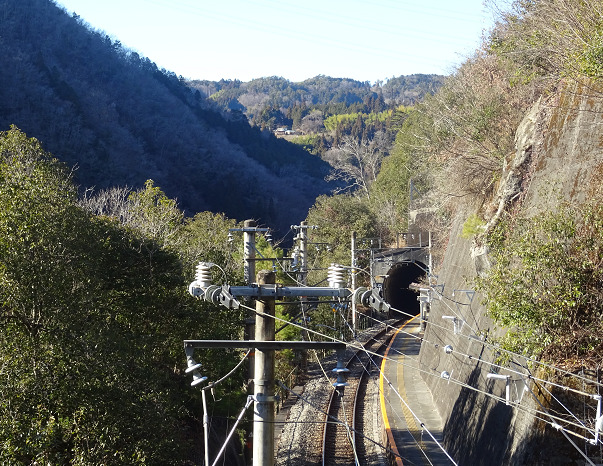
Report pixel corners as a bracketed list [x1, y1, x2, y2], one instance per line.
[380, 316, 453, 465]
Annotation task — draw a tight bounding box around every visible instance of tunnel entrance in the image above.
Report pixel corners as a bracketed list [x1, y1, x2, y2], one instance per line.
[382, 262, 426, 317]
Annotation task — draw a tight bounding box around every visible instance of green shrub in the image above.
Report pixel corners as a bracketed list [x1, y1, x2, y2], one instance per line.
[461, 214, 485, 239]
[476, 202, 603, 366]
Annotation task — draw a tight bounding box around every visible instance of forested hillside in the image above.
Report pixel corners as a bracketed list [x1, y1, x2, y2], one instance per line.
[191, 74, 444, 131]
[0, 0, 333, 234]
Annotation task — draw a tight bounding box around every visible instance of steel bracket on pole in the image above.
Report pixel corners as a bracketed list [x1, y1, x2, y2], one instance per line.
[218, 286, 240, 309]
[364, 289, 390, 313]
[591, 394, 602, 445]
[252, 394, 279, 403]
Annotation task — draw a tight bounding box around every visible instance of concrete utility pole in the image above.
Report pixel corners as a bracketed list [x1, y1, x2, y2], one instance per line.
[243, 219, 257, 285]
[243, 220, 257, 395]
[296, 221, 309, 372]
[298, 221, 308, 286]
[351, 231, 357, 336]
[253, 270, 276, 466]
[186, 259, 396, 465]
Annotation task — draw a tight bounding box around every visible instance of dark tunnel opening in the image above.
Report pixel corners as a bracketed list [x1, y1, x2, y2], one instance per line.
[382, 262, 426, 317]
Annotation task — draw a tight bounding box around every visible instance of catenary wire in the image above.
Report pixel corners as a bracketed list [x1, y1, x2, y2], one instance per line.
[243, 301, 460, 461]
[365, 307, 601, 400]
[356, 310, 602, 438]
[239, 300, 602, 445]
[376, 284, 602, 392]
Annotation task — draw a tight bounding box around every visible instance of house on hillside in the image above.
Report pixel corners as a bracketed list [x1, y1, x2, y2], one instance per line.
[274, 127, 298, 137]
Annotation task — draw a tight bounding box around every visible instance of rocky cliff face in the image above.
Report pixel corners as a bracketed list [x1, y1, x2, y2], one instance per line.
[419, 78, 603, 465]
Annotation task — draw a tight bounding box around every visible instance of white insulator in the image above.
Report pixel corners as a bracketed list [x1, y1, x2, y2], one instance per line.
[195, 262, 213, 289]
[328, 263, 346, 288]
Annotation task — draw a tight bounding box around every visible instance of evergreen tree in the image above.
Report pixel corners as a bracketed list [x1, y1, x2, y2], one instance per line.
[0, 127, 244, 464]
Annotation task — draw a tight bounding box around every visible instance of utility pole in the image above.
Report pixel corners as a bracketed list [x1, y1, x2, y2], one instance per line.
[351, 231, 357, 336]
[242, 220, 257, 396]
[186, 259, 393, 466]
[243, 219, 257, 285]
[292, 221, 317, 373]
[298, 222, 309, 372]
[253, 270, 276, 466]
[298, 221, 308, 287]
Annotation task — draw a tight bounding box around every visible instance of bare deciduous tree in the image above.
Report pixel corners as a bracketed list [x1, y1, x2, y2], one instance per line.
[300, 110, 324, 134]
[79, 181, 183, 247]
[79, 185, 133, 223]
[323, 132, 390, 198]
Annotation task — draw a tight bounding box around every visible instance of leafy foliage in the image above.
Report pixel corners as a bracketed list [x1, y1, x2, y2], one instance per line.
[461, 214, 486, 239]
[475, 203, 603, 367]
[305, 194, 382, 280]
[0, 127, 245, 464]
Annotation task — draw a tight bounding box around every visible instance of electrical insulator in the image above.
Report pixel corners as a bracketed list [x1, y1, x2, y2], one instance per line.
[195, 262, 213, 289]
[332, 359, 349, 388]
[290, 247, 300, 271]
[185, 356, 208, 387]
[328, 264, 346, 288]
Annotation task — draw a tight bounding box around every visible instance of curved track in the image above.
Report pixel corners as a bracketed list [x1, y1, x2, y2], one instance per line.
[320, 320, 404, 465]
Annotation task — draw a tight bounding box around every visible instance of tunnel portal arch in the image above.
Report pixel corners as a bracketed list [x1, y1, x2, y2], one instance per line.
[382, 261, 427, 317]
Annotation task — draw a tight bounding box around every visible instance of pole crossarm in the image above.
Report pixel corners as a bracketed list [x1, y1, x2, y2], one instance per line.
[184, 340, 347, 351]
[190, 271, 391, 316]
[227, 285, 352, 298]
[189, 278, 356, 310]
[190, 283, 353, 299]
[229, 227, 270, 233]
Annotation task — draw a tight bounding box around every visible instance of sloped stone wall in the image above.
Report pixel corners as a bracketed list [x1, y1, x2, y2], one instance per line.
[419, 79, 603, 465]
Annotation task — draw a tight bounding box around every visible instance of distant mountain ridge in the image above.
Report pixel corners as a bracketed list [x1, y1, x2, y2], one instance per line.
[0, 0, 444, 234]
[0, 0, 337, 234]
[190, 74, 445, 127]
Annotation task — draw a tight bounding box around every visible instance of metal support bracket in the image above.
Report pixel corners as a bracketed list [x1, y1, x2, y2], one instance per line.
[591, 394, 602, 445]
[487, 373, 511, 405]
[442, 315, 465, 334]
[252, 394, 279, 403]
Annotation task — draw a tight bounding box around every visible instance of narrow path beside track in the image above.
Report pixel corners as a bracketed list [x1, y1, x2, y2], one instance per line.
[380, 316, 451, 465]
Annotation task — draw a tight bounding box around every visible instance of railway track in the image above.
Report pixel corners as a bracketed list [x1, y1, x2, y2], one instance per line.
[320, 319, 404, 466]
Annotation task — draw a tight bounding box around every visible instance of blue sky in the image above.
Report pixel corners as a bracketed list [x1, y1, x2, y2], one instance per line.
[56, 0, 497, 83]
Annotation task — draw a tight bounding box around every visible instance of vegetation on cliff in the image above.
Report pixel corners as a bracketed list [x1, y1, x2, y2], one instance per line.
[352, 0, 603, 367]
[476, 202, 603, 366]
